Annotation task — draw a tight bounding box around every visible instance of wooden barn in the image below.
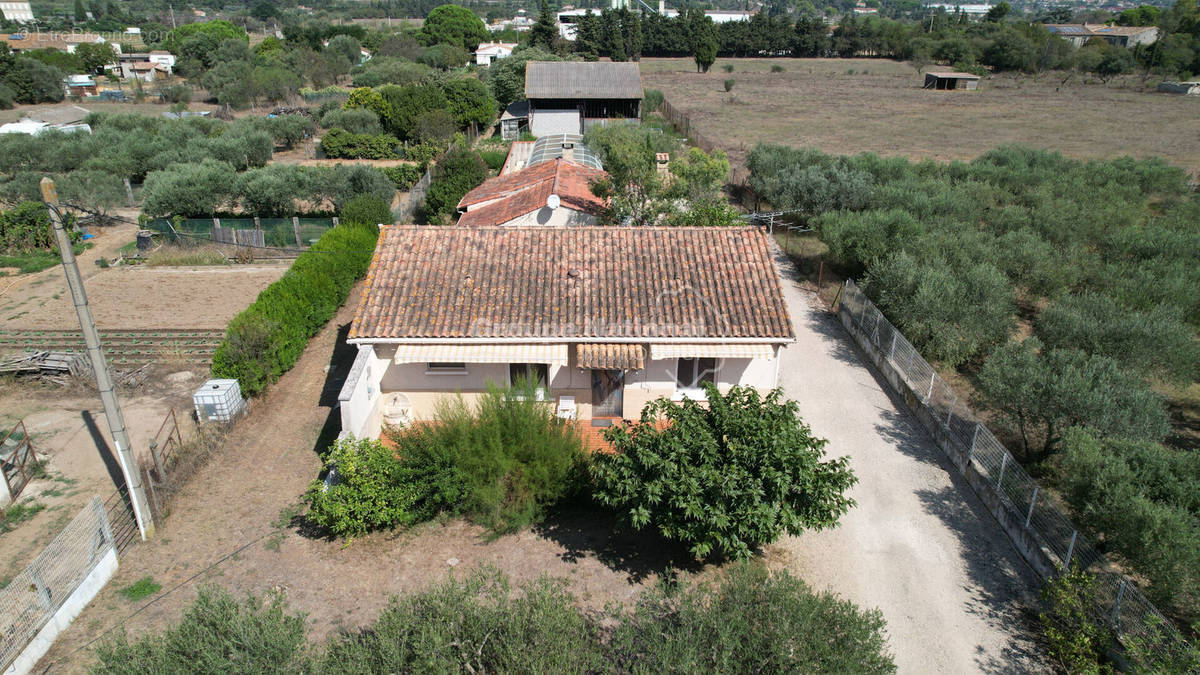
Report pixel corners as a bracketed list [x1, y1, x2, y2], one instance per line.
[524, 62, 643, 137]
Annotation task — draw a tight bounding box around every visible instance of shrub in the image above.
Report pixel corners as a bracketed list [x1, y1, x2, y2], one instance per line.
[721, 64, 734, 73]
[92, 586, 310, 673]
[320, 568, 607, 673]
[591, 385, 857, 560]
[162, 84, 191, 104]
[643, 88, 663, 112]
[478, 148, 507, 172]
[1037, 568, 1113, 674]
[382, 164, 423, 190]
[305, 437, 419, 538]
[723, 78, 735, 92]
[319, 128, 400, 159]
[611, 563, 895, 673]
[1057, 428, 1200, 622]
[771, 64, 785, 72]
[340, 194, 393, 226]
[319, 107, 381, 135]
[210, 223, 378, 396]
[383, 383, 590, 534]
[422, 145, 487, 221]
[400, 142, 440, 164]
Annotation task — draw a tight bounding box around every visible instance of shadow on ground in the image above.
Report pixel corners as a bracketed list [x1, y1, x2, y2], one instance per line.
[535, 504, 704, 583]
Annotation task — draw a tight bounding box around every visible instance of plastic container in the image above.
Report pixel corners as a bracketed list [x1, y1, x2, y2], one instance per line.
[193, 379, 246, 423]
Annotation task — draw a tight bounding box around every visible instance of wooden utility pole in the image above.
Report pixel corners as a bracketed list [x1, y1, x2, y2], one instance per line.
[41, 177, 154, 540]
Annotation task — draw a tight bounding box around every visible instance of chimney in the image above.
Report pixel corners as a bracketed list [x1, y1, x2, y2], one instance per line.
[562, 143, 575, 163]
[656, 152, 670, 180]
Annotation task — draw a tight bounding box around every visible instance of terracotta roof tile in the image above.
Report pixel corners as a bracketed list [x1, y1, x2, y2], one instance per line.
[349, 226, 794, 341]
[456, 159, 606, 227]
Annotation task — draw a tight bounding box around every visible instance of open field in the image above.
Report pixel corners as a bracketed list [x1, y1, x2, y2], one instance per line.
[640, 58, 1200, 174]
[0, 222, 287, 331]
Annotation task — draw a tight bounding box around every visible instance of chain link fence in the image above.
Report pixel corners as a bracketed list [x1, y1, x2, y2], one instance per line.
[838, 278, 1189, 661]
[145, 217, 337, 249]
[0, 496, 117, 672]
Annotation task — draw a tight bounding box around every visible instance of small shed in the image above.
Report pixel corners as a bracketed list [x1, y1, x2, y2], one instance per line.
[499, 100, 528, 141]
[924, 72, 980, 91]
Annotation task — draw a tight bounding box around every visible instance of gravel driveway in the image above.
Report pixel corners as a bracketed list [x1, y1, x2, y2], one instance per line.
[767, 249, 1048, 673]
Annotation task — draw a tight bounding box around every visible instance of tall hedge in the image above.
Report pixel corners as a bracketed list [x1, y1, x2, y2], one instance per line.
[211, 223, 378, 396]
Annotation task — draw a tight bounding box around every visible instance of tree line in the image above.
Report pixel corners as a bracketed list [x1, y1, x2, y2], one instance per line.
[523, 0, 1200, 80]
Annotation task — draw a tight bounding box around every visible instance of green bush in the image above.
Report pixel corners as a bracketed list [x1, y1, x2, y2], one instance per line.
[611, 563, 895, 673]
[307, 383, 589, 538]
[478, 148, 507, 172]
[94, 568, 894, 674]
[92, 586, 310, 674]
[723, 78, 735, 92]
[210, 223, 378, 396]
[339, 194, 392, 226]
[592, 385, 857, 560]
[381, 164, 423, 190]
[320, 568, 607, 673]
[319, 128, 400, 159]
[399, 142, 440, 164]
[305, 437, 420, 538]
[643, 88, 664, 112]
[319, 107, 381, 135]
[422, 145, 487, 222]
[1037, 568, 1113, 674]
[1057, 428, 1200, 622]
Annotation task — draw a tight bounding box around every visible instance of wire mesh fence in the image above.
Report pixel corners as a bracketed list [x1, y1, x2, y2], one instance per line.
[0, 496, 116, 672]
[837, 278, 1189, 660]
[144, 217, 337, 249]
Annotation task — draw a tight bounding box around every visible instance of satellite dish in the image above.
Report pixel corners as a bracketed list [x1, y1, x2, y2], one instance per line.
[546, 194, 561, 209]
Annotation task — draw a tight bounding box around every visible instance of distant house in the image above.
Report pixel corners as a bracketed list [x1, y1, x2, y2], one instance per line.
[455, 135, 607, 227]
[64, 74, 98, 97]
[475, 41, 516, 66]
[338, 225, 794, 437]
[5, 32, 119, 54]
[923, 71, 980, 90]
[1045, 24, 1159, 48]
[525, 61, 643, 137]
[0, 1, 34, 23]
[924, 3, 994, 17]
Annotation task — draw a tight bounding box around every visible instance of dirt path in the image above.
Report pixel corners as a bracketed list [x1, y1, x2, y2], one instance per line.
[35, 287, 665, 672]
[766, 247, 1047, 673]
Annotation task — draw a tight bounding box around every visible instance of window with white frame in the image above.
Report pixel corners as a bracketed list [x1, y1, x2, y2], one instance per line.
[509, 363, 549, 399]
[675, 357, 718, 397]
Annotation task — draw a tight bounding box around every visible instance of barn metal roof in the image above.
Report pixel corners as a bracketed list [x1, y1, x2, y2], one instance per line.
[525, 62, 644, 100]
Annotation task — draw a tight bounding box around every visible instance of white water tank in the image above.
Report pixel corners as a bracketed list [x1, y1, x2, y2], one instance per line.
[193, 379, 246, 423]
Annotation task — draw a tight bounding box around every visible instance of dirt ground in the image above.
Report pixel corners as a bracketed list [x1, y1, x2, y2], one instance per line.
[34, 287, 692, 673]
[0, 221, 287, 331]
[29, 262, 1050, 672]
[0, 369, 202, 588]
[640, 57, 1200, 174]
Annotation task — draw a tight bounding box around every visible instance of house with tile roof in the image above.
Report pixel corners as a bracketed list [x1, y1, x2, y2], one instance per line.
[338, 226, 794, 439]
[456, 133, 608, 227]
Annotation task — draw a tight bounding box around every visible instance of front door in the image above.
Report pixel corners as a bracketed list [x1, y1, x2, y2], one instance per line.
[591, 370, 623, 417]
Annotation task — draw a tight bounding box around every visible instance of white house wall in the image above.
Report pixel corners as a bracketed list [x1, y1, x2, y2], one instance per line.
[530, 109, 581, 137]
[361, 346, 780, 426]
[501, 207, 598, 227]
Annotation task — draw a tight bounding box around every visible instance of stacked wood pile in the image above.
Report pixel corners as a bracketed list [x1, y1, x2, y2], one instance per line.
[0, 351, 150, 387]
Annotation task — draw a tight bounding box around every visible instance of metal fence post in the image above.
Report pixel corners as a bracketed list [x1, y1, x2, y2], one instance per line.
[92, 494, 113, 551]
[1025, 487, 1038, 528]
[889, 331, 897, 362]
[1064, 530, 1077, 570]
[1111, 579, 1126, 629]
[945, 394, 957, 428]
[997, 453, 1008, 488]
[969, 424, 980, 463]
[925, 372, 935, 404]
